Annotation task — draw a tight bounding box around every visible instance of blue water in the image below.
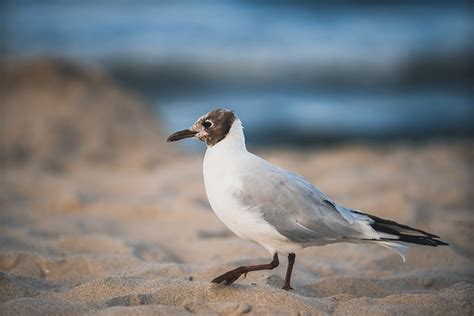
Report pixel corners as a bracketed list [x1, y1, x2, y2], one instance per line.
[156, 90, 471, 148]
[3, 2, 471, 62]
[2, 1, 473, 146]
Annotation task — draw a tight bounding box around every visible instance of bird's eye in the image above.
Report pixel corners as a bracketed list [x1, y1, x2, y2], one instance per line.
[203, 120, 213, 128]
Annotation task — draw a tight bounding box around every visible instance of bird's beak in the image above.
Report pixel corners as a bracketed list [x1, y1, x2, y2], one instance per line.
[167, 128, 198, 142]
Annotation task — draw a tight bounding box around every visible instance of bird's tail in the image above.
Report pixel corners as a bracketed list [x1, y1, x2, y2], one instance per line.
[351, 210, 448, 261]
[376, 241, 409, 262]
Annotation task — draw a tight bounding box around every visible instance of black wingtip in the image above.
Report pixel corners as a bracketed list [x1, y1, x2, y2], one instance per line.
[353, 210, 449, 247]
[435, 239, 449, 246]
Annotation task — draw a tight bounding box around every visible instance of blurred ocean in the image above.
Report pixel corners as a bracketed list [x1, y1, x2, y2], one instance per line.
[2, 1, 473, 147]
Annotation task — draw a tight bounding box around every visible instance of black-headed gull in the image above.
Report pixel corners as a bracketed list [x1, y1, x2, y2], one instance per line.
[167, 109, 447, 290]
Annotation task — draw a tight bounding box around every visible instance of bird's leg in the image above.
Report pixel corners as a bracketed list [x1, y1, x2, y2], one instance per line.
[282, 253, 295, 291]
[211, 253, 279, 285]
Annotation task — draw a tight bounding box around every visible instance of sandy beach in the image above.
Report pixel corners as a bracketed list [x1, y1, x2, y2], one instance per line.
[1, 60, 473, 315]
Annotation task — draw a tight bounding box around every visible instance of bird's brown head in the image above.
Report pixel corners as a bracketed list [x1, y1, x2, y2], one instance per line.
[167, 109, 236, 146]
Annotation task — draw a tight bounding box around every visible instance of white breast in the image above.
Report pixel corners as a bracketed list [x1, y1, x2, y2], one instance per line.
[202, 120, 300, 254]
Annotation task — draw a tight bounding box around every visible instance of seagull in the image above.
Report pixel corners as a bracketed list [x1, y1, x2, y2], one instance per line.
[167, 109, 448, 291]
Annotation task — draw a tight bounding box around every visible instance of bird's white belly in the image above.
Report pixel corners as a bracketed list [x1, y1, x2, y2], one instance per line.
[207, 187, 268, 242]
[204, 166, 301, 254]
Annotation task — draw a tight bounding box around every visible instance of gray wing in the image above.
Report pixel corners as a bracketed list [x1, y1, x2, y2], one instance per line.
[235, 167, 375, 243]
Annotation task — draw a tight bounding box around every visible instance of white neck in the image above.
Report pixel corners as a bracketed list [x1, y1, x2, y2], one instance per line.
[203, 119, 248, 194]
[207, 119, 247, 154]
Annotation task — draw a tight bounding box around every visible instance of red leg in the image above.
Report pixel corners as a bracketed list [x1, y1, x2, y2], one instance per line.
[211, 253, 279, 285]
[282, 253, 295, 291]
